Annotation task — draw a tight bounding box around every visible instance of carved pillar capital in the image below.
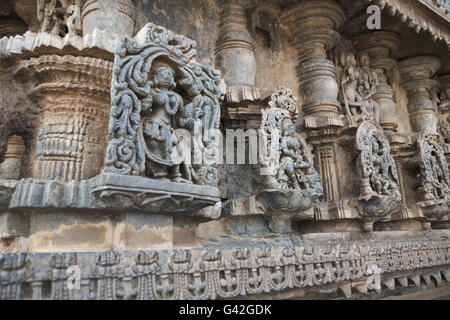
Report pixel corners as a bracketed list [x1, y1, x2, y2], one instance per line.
[352, 31, 401, 132]
[282, 0, 345, 62]
[398, 56, 442, 134]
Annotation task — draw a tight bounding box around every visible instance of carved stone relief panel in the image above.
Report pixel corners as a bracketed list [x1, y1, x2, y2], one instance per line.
[104, 23, 224, 187]
[356, 121, 402, 231]
[259, 87, 323, 204]
[37, 0, 83, 37]
[98, 23, 224, 216]
[417, 134, 450, 223]
[336, 51, 381, 127]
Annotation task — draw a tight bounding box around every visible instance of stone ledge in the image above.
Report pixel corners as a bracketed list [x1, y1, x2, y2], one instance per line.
[0, 29, 116, 61]
[6, 174, 220, 218]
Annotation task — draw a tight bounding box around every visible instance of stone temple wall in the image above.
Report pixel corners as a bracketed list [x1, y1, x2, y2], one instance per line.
[0, 0, 449, 300]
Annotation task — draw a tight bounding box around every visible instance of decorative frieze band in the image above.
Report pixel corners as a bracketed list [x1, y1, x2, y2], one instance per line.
[1, 238, 449, 300]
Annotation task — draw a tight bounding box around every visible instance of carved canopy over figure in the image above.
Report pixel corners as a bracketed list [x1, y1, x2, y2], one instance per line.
[104, 23, 224, 186]
[337, 51, 380, 125]
[260, 87, 323, 198]
[417, 134, 450, 201]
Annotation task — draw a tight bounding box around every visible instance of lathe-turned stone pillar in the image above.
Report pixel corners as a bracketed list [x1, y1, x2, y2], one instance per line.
[15, 55, 113, 182]
[352, 31, 401, 132]
[398, 56, 442, 134]
[215, 0, 256, 96]
[0, 136, 25, 180]
[281, 0, 345, 202]
[281, 0, 345, 125]
[82, 0, 136, 37]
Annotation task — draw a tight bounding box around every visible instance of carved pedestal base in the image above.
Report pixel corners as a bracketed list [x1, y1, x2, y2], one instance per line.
[418, 199, 450, 221]
[91, 174, 221, 217]
[357, 195, 401, 232]
[9, 174, 220, 219]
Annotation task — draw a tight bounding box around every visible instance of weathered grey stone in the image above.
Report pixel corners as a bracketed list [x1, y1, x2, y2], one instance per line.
[0, 0, 450, 301]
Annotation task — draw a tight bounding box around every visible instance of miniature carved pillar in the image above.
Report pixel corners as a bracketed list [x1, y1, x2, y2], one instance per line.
[215, 0, 256, 92]
[352, 32, 401, 132]
[398, 56, 442, 134]
[16, 55, 113, 182]
[0, 136, 25, 180]
[281, 0, 345, 123]
[82, 0, 136, 37]
[315, 144, 340, 201]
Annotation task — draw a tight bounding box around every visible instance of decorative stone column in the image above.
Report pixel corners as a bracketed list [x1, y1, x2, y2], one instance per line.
[82, 0, 136, 37]
[398, 56, 442, 134]
[281, 0, 345, 202]
[281, 0, 345, 125]
[215, 0, 256, 98]
[0, 136, 25, 180]
[352, 31, 401, 132]
[15, 55, 113, 182]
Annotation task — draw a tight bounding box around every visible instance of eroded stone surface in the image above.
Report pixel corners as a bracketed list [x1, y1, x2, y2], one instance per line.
[0, 0, 449, 301]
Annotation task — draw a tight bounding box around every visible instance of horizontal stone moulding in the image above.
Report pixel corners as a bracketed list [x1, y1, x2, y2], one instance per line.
[6, 173, 220, 219]
[0, 236, 449, 300]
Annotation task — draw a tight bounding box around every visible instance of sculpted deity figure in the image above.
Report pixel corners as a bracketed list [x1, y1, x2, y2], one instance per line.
[339, 52, 380, 124]
[179, 64, 221, 146]
[369, 138, 398, 196]
[278, 118, 312, 189]
[141, 63, 188, 183]
[417, 135, 450, 201]
[358, 54, 380, 123]
[260, 87, 323, 197]
[37, 0, 82, 37]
